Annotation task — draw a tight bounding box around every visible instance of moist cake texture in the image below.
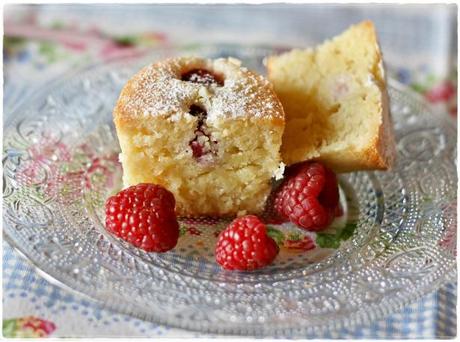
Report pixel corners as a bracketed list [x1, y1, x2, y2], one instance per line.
[267, 21, 396, 172]
[114, 57, 285, 216]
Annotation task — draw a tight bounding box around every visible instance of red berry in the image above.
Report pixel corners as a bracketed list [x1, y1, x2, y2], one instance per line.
[273, 186, 289, 221]
[274, 162, 339, 231]
[215, 215, 279, 271]
[190, 140, 205, 158]
[181, 68, 224, 86]
[318, 166, 339, 208]
[105, 183, 179, 252]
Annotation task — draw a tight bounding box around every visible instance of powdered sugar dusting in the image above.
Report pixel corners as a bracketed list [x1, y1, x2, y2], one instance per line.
[115, 57, 284, 122]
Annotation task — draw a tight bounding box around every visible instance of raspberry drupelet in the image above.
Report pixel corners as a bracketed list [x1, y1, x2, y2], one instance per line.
[274, 162, 339, 231]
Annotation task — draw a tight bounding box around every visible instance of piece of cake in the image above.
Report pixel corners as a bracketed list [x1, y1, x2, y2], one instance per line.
[266, 20, 396, 172]
[113, 57, 285, 216]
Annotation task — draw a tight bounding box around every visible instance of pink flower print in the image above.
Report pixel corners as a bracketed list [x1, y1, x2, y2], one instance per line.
[439, 223, 456, 257]
[29, 134, 70, 162]
[3, 316, 56, 338]
[20, 316, 56, 337]
[17, 134, 70, 186]
[425, 81, 456, 103]
[44, 170, 84, 201]
[284, 235, 316, 251]
[99, 40, 145, 61]
[438, 202, 457, 257]
[186, 226, 202, 236]
[88, 153, 120, 189]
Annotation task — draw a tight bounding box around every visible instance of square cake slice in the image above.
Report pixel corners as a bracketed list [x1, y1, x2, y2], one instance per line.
[267, 21, 396, 172]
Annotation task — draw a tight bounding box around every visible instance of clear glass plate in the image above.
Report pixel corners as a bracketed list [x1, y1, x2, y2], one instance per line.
[3, 45, 457, 337]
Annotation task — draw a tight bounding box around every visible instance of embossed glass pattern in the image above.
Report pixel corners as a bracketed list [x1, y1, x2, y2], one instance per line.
[3, 46, 457, 336]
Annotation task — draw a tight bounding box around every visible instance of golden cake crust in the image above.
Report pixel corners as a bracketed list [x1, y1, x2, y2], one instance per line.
[114, 56, 284, 128]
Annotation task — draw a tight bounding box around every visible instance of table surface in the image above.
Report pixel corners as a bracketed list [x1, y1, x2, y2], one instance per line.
[3, 4, 457, 338]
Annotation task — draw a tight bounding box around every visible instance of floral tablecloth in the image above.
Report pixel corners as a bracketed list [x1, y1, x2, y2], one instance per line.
[3, 4, 457, 338]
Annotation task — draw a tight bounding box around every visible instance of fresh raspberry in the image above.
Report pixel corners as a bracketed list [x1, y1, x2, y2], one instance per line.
[105, 183, 179, 252]
[274, 162, 339, 231]
[215, 215, 279, 271]
[273, 185, 290, 221]
[274, 162, 326, 218]
[262, 187, 290, 224]
[318, 166, 339, 208]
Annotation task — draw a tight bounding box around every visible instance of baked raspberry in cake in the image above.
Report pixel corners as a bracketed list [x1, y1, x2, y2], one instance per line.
[113, 57, 285, 216]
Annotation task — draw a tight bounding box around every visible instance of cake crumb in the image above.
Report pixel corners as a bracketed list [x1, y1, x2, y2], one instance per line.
[273, 162, 285, 180]
[237, 210, 248, 217]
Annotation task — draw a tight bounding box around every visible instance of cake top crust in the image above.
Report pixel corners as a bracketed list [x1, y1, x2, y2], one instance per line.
[114, 57, 284, 124]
